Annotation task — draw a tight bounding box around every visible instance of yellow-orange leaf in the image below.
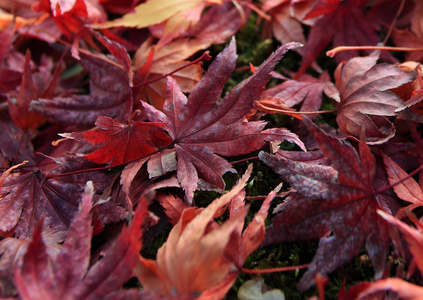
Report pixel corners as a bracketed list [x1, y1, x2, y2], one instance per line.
[92, 0, 222, 29]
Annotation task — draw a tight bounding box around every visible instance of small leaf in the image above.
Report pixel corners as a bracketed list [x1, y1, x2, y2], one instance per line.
[62, 114, 171, 166]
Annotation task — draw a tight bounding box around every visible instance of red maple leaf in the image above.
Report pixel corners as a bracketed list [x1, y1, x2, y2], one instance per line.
[0, 155, 120, 238]
[358, 211, 423, 299]
[297, 0, 396, 76]
[259, 118, 391, 291]
[32, 0, 106, 40]
[334, 54, 415, 144]
[257, 72, 339, 116]
[142, 38, 305, 202]
[62, 111, 172, 166]
[13, 183, 148, 300]
[381, 152, 423, 217]
[31, 33, 133, 127]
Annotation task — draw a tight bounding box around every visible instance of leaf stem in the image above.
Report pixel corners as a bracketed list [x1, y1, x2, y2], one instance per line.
[327, 46, 423, 58]
[57, 37, 126, 70]
[255, 101, 336, 115]
[382, 0, 406, 45]
[231, 156, 258, 165]
[376, 163, 423, 195]
[242, 263, 310, 274]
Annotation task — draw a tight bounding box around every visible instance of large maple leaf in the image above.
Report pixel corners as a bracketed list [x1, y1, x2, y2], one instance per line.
[13, 182, 149, 300]
[135, 168, 250, 299]
[259, 118, 391, 291]
[142, 38, 305, 202]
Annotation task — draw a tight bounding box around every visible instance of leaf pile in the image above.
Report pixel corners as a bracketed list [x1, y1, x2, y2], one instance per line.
[1, 0, 423, 298]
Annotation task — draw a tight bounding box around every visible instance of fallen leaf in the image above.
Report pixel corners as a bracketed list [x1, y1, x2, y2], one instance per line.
[262, 0, 306, 50]
[296, 0, 396, 76]
[134, 37, 208, 109]
[334, 55, 414, 144]
[8, 50, 46, 130]
[14, 183, 149, 299]
[62, 112, 171, 166]
[31, 33, 133, 127]
[237, 278, 285, 300]
[357, 210, 423, 300]
[92, 0, 221, 29]
[142, 38, 304, 201]
[381, 152, 423, 216]
[0, 155, 115, 238]
[259, 118, 391, 291]
[135, 166, 252, 299]
[32, 0, 106, 39]
[156, 193, 187, 225]
[258, 72, 338, 116]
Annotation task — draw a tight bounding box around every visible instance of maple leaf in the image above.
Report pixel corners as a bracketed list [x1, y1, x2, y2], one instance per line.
[119, 155, 180, 208]
[391, 0, 423, 62]
[259, 117, 391, 291]
[381, 152, 423, 216]
[142, 38, 305, 201]
[14, 182, 149, 300]
[7, 50, 58, 130]
[357, 211, 423, 300]
[0, 113, 35, 165]
[188, 2, 251, 44]
[92, 0, 222, 29]
[224, 184, 279, 269]
[0, 155, 117, 238]
[257, 72, 338, 115]
[334, 54, 415, 144]
[261, 0, 306, 49]
[135, 166, 251, 299]
[62, 112, 172, 166]
[237, 279, 284, 300]
[156, 193, 187, 225]
[31, 33, 133, 127]
[32, 0, 106, 39]
[0, 232, 62, 298]
[134, 37, 208, 109]
[297, 0, 396, 76]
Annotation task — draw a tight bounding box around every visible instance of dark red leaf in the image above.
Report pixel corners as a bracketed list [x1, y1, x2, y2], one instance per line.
[14, 187, 148, 300]
[31, 35, 133, 127]
[142, 38, 304, 201]
[8, 50, 46, 130]
[0, 156, 115, 238]
[259, 118, 390, 291]
[297, 0, 396, 76]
